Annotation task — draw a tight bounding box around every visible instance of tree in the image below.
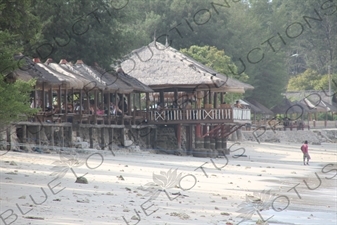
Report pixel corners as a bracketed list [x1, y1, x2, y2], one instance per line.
[180, 45, 249, 82]
[287, 69, 337, 92]
[0, 0, 39, 127]
[27, 0, 133, 69]
[0, 78, 37, 126]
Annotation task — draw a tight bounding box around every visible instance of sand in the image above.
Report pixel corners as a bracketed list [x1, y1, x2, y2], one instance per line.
[0, 141, 336, 225]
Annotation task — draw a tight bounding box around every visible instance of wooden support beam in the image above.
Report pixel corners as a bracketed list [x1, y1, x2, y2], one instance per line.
[58, 85, 61, 113]
[69, 126, 73, 147]
[109, 128, 114, 150]
[101, 128, 105, 150]
[89, 127, 93, 148]
[42, 82, 46, 113]
[51, 126, 54, 150]
[94, 89, 97, 124]
[146, 93, 149, 121]
[107, 92, 111, 125]
[177, 124, 182, 150]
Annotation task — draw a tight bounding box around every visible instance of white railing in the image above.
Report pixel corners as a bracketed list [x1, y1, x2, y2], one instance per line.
[232, 108, 251, 120]
[149, 108, 250, 122]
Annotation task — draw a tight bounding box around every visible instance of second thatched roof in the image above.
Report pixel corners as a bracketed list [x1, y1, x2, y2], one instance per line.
[120, 41, 254, 93]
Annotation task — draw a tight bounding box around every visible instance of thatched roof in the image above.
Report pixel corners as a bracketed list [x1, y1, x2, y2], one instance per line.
[321, 100, 337, 112]
[13, 56, 62, 86]
[270, 98, 304, 114]
[244, 98, 274, 115]
[36, 62, 83, 89]
[296, 98, 326, 113]
[12, 56, 153, 94]
[120, 41, 254, 93]
[73, 61, 133, 94]
[46, 60, 100, 90]
[58, 60, 106, 91]
[93, 66, 153, 93]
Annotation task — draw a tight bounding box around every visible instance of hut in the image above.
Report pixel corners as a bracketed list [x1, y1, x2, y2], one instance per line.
[244, 98, 273, 126]
[10, 55, 154, 151]
[120, 41, 254, 156]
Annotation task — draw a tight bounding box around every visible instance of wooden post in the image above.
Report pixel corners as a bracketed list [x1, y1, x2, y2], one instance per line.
[6, 127, 11, 151]
[127, 93, 132, 115]
[79, 89, 83, 117]
[37, 125, 41, 148]
[89, 127, 93, 148]
[108, 128, 114, 151]
[115, 92, 118, 125]
[42, 82, 45, 113]
[51, 126, 54, 150]
[160, 90, 164, 104]
[93, 89, 97, 124]
[203, 91, 209, 150]
[177, 124, 182, 150]
[22, 125, 27, 144]
[146, 92, 149, 121]
[214, 92, 218, 108]
[195, 124, 202, 149]
[101, 89, 105, 125]
[49, 86, 53, 111]
[69, 126, 73, 147]
[101, 128, 105, 150]
[71, 88, 74, 109]
[220, 92, 224, 104]
[64, 86, 68, 121]
[58, 85, 61, 113]
[132, 93, 136, 124]
[33, 86, 37, 108]
[146, 127, 151, 149]
[121, 94, 125, 125]
[107, 91, 111, 125]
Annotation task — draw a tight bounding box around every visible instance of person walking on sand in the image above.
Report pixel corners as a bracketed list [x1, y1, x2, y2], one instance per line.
[301, 140, 311, 165]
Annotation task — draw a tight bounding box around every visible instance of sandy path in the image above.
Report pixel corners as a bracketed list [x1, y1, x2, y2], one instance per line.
[0, 141, 336, 225]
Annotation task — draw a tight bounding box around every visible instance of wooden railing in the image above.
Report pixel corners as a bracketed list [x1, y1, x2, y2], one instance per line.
[232, 108, 251, 120]
[148, 108, 251, 122]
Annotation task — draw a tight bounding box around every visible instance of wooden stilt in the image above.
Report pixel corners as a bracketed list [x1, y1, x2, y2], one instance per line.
[89, 127, 93, 148]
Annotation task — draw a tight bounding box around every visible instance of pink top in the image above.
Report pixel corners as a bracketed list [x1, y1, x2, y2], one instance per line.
[301, 144, 308, 153]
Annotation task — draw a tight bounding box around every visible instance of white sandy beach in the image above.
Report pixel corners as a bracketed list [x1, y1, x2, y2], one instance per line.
[1, 141, 336, 225]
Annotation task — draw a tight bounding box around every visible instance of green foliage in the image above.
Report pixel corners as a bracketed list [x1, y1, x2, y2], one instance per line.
[287, 69, 337, 91]
[0, 0, 39, 126]
[0, 78, 38, 126]
[180, 45, 249, 82]
[28, 0, 133, 69]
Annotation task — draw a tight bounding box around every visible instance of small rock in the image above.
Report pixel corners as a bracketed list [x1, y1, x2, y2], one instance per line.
[5, 172, 17, 175]
[117, 175, 125, 180]
[77, 198, 90, 203]
[131, 215, 139, 220]
[215, 207, 219, 210]
[18, 196, 26, 199]
[125, 187, 131, 191]
[53, 199, 61, 201]
[75, 176, 88, 184]
[221, 212, 230, 216]
[9, 161, 17, 166]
